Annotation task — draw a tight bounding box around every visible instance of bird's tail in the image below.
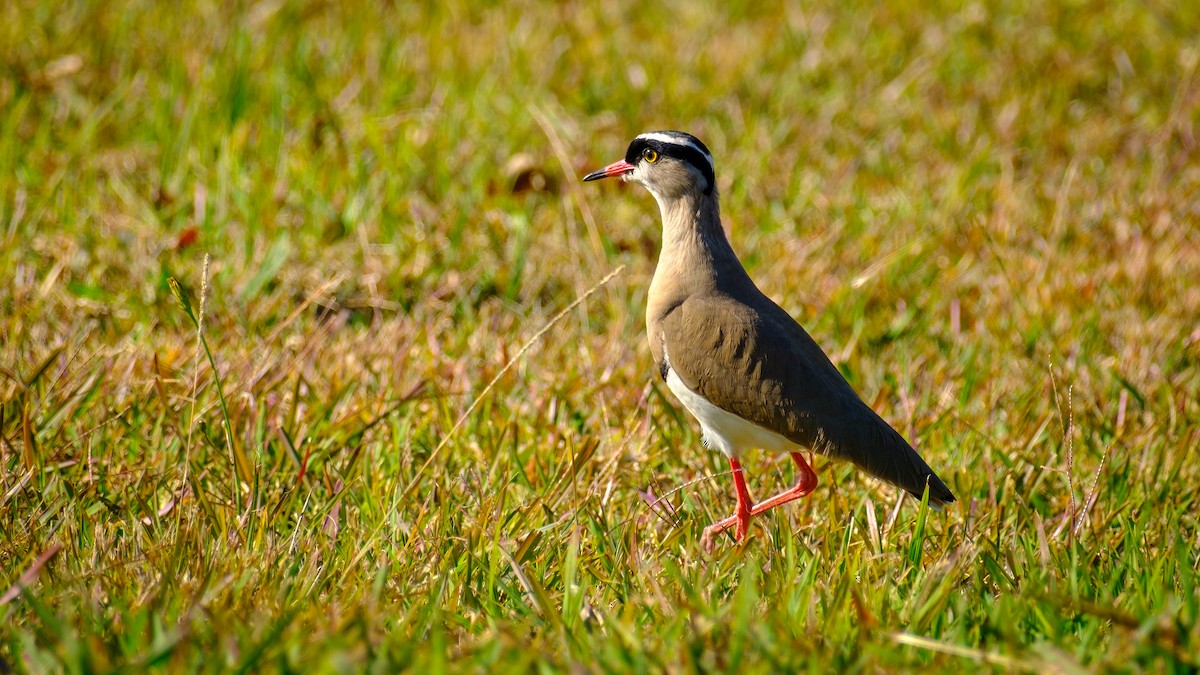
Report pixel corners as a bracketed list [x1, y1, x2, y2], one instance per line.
[833, 409, 957, 506]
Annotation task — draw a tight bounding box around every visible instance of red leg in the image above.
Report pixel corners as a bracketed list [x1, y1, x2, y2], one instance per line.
[703, 458, 754, 545]
[747, 452, 818, 516]
[703, 453, 819, 549]
[731, 458, 753, 539]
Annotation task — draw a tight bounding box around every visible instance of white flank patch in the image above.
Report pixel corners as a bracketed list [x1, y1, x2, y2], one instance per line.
[664, 367, 798, 459]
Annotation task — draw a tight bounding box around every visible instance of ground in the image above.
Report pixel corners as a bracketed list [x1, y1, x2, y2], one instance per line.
[2, 0, 1198, 671]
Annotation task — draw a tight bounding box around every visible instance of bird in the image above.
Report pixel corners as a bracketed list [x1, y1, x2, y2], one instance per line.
[583, 130, 955, 547]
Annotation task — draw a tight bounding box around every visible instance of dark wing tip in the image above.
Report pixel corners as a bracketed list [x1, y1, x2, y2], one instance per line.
[918, 473, 956, 508]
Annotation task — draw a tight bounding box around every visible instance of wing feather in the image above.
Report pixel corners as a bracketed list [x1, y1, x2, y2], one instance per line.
[659, 293, 955, 505]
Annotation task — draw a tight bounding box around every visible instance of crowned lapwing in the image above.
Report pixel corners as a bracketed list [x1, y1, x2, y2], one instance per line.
[584, 131, 955, 547]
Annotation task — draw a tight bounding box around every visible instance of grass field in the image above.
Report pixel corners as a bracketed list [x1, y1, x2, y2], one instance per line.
[3, 0, 1199, 671]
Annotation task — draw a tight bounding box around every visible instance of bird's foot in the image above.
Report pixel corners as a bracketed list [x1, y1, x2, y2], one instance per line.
[701, 508, 752, 552]
[700, 524, 738, 553]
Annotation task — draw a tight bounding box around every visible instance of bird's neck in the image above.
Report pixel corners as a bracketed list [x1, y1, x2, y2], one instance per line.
[659, 190, 720, 251]
[649, 190, 754, 314]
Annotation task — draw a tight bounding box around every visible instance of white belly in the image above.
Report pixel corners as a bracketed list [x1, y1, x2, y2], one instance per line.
[665, 368, 798, 459]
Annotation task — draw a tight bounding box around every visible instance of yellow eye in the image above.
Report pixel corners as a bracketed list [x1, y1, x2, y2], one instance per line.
[642, 148, 659, 163]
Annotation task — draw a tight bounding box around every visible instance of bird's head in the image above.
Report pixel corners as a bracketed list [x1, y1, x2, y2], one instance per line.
[583, 131, 715, 202]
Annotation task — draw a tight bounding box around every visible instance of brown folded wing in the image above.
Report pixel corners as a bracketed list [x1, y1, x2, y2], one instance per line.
[658, 292, 955, 505]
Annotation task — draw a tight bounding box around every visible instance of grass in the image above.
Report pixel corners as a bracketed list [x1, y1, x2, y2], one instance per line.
[2, 0, 1199, 671]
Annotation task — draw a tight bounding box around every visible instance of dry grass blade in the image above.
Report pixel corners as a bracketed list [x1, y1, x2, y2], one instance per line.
[889, 632, 1036, 671]
[399, 265, 625, 501]
[0, 543, 64, 605]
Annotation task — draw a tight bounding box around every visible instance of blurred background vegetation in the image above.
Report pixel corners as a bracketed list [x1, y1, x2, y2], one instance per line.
[1, 0, 1198, 671]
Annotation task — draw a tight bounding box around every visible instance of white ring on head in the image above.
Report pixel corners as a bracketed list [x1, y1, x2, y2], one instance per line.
[634, 132, 714, 171]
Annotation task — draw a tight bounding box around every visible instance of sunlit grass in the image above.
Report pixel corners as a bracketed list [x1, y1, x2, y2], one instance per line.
[2, 0, 1198, 671]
